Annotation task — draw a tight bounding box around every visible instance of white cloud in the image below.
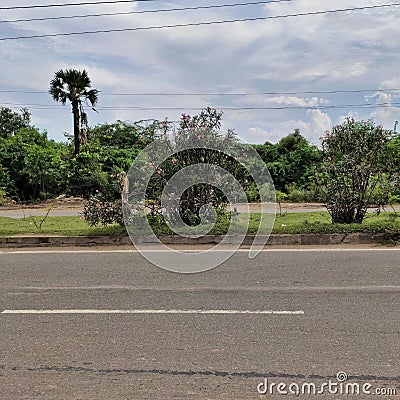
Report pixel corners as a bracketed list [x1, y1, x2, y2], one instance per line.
[2, 0, 400, 143]
[369, 93, 400, 129]
[243, 110, 332, 144]
[339, 111, 361, 124]
[380, 78, 400, 91]
[246, 127, 270, 144]
[264, 96, 327, 107]
[307, 109, 332, 141]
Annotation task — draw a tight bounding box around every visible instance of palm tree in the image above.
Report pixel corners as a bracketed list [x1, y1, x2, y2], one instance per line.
[49, 69, 99, 155]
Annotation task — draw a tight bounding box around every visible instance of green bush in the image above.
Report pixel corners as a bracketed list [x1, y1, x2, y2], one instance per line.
[1, 127, 68, 201]
[286, 183, 317, 203]
[0, 189, 5, 205]
[318, 118, 398, 223]
[245, 182, 260, 202]
[82, 192, 124, 226]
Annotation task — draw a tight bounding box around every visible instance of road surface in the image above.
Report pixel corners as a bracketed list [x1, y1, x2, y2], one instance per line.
[0, 249, 399, 399]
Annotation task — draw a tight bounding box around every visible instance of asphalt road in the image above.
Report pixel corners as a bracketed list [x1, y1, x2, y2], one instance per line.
[0, 249, 399, 399]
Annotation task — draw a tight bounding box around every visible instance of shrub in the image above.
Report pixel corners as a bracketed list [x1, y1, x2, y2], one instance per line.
[318, 118, 399, 224]
[127, 108, 270, 227]
[286, 183, 317, 203]
[82, 193, 123, 226]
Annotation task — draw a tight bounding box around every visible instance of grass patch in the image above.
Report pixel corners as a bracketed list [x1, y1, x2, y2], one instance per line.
[0, 211, 399, 241]
[272, 211, 400, 235]
[0, 216, 126, 237]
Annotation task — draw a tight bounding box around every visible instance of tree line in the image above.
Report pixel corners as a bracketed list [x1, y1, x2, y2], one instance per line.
[0, 106, 322, 201]
[0, 68, 399, 225]
[1, 106, 399, 203]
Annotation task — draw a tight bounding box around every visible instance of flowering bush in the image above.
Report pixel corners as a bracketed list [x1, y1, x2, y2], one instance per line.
[135, 108, 259, 226]
[82, 192, 123, 226]
[318, 118, 399, 223]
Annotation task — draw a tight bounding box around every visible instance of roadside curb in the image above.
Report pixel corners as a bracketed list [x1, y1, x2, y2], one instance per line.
[0, 233, 388, 248]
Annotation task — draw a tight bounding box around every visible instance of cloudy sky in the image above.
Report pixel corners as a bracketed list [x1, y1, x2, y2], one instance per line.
[1, 0, 400, 144]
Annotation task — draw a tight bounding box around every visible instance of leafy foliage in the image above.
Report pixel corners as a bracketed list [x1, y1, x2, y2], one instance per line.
[255, 129, 321, 194]
[82, 192, 124, 226]
[128, 108, 264, 227]
[1, 101, 399, 235]
[0, 107, 31, 138]
[49, 68, 99, 155]
[0, 127, 68, 201]
[318, 118, 399, 223]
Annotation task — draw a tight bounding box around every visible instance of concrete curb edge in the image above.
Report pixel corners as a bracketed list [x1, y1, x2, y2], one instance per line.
[0, 233, 390, 248]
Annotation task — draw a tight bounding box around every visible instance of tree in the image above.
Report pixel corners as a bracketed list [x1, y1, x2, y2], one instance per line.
[1, 127, 68, 200]
[142, 109, 242, 225]
[386, 134, 400, 202]
[255, 129, 321, 193]
[49, 68, 98, 155]
[0, 107, 31, 138]
[125, 108, 273, 228]
[318, 118, 399, 224]
[68, 120, 159, 199]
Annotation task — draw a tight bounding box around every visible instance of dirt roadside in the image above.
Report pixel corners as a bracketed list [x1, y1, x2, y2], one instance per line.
[1, 197, 326, 211]
[0, 196, 85, 210]
[1, 197, 399, 218]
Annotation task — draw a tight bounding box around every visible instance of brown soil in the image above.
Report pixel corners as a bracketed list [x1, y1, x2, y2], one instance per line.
[245, 202, 324, 211]
[0, 196, 85, 210]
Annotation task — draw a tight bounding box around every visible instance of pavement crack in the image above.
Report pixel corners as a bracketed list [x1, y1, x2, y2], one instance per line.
[2, 365, 400, 382]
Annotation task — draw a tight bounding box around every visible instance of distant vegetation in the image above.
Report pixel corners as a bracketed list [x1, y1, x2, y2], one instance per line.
[0, 105, 327, 202]
[0, 104, 399, 224]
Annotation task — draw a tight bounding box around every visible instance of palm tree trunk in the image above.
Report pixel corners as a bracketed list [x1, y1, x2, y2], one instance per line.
[72, 99, 80, 155]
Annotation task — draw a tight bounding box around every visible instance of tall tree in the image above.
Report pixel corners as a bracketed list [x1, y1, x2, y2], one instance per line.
[0, 107, 31, 138]
[49, 68, 98, 154]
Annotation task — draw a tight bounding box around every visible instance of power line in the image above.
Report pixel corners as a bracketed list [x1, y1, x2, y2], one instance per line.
[94, 88, 400, 96]
[1, 88, 400, 96]
[3, 101, 400, 111]
[1, 3, 400, 41]
[94, 103, 400, 110]
[0, 90, 47, 94]
[0, 0, 159, 11]
[0, 1, 292, 24]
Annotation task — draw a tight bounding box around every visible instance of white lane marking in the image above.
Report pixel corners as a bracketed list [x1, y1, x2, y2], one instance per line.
[1, 309, 304, 315]
[1, 248, 399, 254]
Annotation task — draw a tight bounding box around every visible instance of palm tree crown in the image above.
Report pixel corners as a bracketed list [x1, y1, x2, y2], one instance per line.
[49, 68, 99, 154]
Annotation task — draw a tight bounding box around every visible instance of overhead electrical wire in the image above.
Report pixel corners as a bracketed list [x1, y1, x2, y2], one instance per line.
[1, 3, 400, 40]
[96, 103, 400, 110]
[2, 101, 400, 111]
[0, 0, 160, 10]
[0, 1, 293, 23]
[102, 89, 400, 96]
[1, 88, 400, 96]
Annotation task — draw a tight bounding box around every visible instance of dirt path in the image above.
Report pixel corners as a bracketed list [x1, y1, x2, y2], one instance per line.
[1, 198, 399, 218]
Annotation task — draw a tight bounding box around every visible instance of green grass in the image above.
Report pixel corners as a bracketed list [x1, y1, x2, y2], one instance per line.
[0, 216, 126, 237]
[271, 211, 400, 235]
[0, 211, 399, 240]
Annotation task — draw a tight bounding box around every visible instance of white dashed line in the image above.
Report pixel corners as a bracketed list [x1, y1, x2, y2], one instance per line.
[1, 309, 304, 315]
